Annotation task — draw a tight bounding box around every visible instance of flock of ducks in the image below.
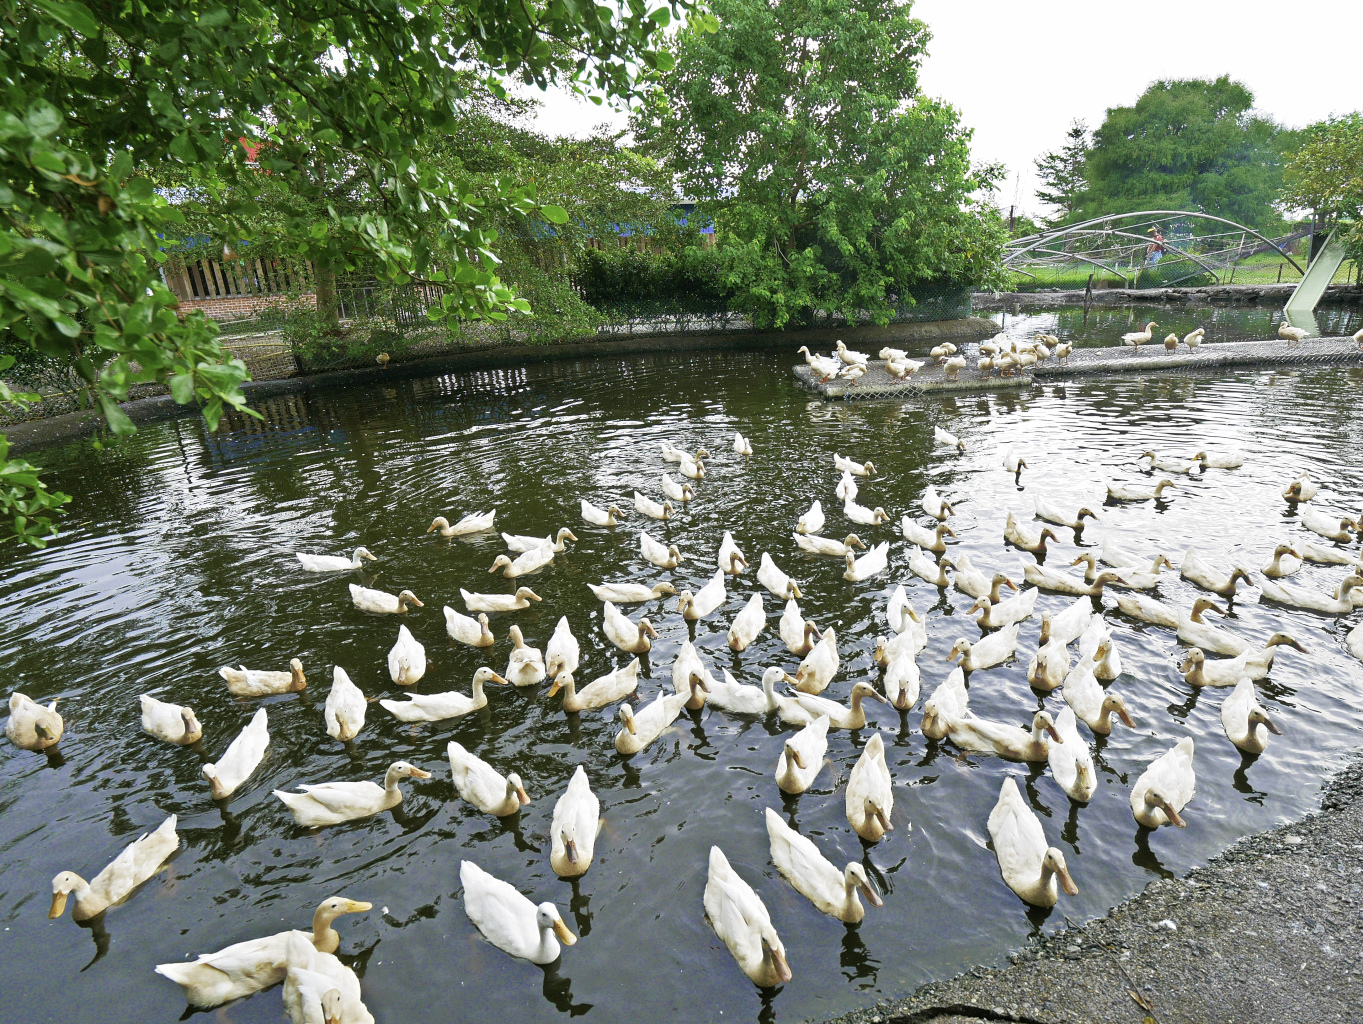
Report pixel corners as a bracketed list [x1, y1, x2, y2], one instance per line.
[10, 354, 1363, 1016]
[798, 323, 1363, 387]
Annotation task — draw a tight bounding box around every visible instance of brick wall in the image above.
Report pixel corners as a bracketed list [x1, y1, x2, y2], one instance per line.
[178, 292, 316, 323]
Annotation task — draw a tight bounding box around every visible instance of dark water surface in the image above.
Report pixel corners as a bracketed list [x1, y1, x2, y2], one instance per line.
[3, 347, 1363, 1024]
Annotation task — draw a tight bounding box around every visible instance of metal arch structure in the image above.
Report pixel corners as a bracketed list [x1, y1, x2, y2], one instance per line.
[1004, 210, 1305, 288]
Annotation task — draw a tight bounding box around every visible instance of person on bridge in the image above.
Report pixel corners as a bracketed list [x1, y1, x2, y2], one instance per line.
[1145, 226, 1166, 266]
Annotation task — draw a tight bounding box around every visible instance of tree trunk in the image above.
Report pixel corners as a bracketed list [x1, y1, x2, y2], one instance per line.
[313, 253, 340, 333]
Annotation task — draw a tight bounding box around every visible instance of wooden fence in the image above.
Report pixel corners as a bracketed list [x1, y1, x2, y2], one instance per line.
[161, 257, 311, 303]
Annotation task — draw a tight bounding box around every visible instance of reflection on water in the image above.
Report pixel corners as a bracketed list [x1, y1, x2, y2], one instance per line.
[2, 347, 1363, 1024]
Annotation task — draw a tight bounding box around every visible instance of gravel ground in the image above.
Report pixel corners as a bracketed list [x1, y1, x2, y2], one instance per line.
[817, 757, 1363, 1024]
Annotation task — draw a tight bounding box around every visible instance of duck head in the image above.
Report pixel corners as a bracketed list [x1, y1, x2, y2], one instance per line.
[48, 871, 85, 919]
[505, 772, 531, 806]
[396, 590, 424, 611]
[1190, 597, 1225, 622]
[761, 929, 792, 984]
[514, 587, 543, 603]
[1034, 710, 1063, 743]
[1143, 786, 1186, 827]
[1043, 847, 1080, 895]
[537, 903, 577, 946]
[1102, 694, 1136, 729]
[288, 658, 307, 690]
[1249, 706, 1283, 737]
[489, 555, 513, 574]
[845, 861, 884, 906]
[618, 703, 637, 734]
[1264, 632, 1307, 653]
[427, 517, 450, 533]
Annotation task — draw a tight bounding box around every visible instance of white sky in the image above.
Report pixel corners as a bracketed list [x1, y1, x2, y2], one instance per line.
[531, 0, 1362, 218]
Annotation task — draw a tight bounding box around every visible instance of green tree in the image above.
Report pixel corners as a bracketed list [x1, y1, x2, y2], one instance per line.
[632, 0, 1005, 329]
[0, 0, 688, 545]
[1280, 112, 1363, 263]
[1081, 77, 1289, 231]
[1035, 119, 1090, 224]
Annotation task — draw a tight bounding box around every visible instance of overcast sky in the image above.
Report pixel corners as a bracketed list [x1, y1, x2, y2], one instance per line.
[530, 0, 1362, 217]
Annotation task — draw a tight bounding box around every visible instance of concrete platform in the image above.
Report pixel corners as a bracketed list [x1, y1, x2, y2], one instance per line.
[793, 335, 1363, 399]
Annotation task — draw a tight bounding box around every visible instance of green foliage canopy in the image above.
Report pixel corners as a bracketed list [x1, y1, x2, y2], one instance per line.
[0, 0, 690, 544]
[632, 0, 1005, 328]
[1078, 77, 1290, 231]
[1281, 112, 1363, 263]
[1034, 120, 1090, 225]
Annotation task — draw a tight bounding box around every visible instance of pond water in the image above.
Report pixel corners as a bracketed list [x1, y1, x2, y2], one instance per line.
[984, 302, 1363, 350]
[3, 341, 1363, 1024]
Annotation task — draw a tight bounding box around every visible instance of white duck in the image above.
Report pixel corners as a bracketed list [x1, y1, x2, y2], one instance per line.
[672, 640, 720, 709]
[603, 601, 658, 654]
[758, 552, 802, 598]
[733, 431, 753, 456]
[948, 710, 1061, 763]
[640, 531, 683, 568]
[274, 762, 431, 827]
[1261, 544, 1303, 578]
[614, 686, 695, 755]
[677, 569, 727, 620]
[835, 339, 869, 366]
[502, 527, 576, 554]
[1178, 634, 1307, 686]
[154, 897, 372, 1009]
[902, 517, 954, 551]
[1027, 635, 1070, 694]
[1024, 563, 1119, 597]
[988, 778, 1078, 908]
[387, 625, 426, 686]
[1061, 662, 1134, 735]
[1044, 595, 1096, 646]
[661, 441, 708, 464]
[845, 497, 890, 526]
[661, 473, 695, 503]
[790, 626, 838, 693]
[845, 732, 894, 841]
[920, 668, 969, 740]
[1130, 738, 1195, 828]
[1002, 450, 1027, 476]
[953, 553, 1017, 602]
[718, 531, 748, 574]
[714, 589, 763, 651]
[1033, 495, 1099, 531]
[281, 935, 370, 1024]
[1180, 546, 1254, 599]
[379, 667, 507, 721]
[460, 861, 575, 964]
[1278, 320, 1308, 345]
[219, 658, 306, 697]
[634, 491, 675, 521]
[1047, 707, 1096, 802]
[885, 584, 927, 644]
[1141, 450, 1202, 475]
[947, 625, 1020, 673]
[1259, 573, 1363, 615]
[1282, 473, 1319, 503]
[448, 741, 531, 817]
[49, 814, 178, 921]
[505, 624, 546, 686]
[549, 659, 638, 713]
[1347, 621, 1363, 663]
[1106, 478, 1177, 502]
[202, 708, 269, 800]
[780, 598, 822, 656]
[909, 547, 953, 586]
[428, 511, 496, 537]
[1299, 540, 1363, 566]
[835, 470, 858, 501]
[140, 695, 203, 746]
[1121, 321, 1158, 347]
[843, 542, 890, 582]
[324, 667, 366, 741]
[1177, 598, 1246, 655]
[707, 668, 780, 716]
[589, 580, 676, 604]
[444, 607, 495, 646]
[969, 587, 1038, 630]
[679, 456, 705, 480]
[1004, 513, 1058, 555]
[1113, 591, 1178, 628]
[545, 616, 580, 682]
[6, 692, 63, 750]
[834, 452, 875, 476]
[796, 499, 825, 535]
[794, 532, 865, 557]
[460, 580, 539, 613]
[775, 715, 829, 793]
[934, 425, 966, 452]
[703, 846, 792, 988]
[296, 547, 376, 573]
[793, 681, 889, 730]
[550, 766, 600, 877]
[922, 484, 954, 520]
[1078, 619, 1122, 681]
[766, 809, 881, 923]
[580, 499, 625, 526]
[1299, 503, 1357, 543]
[488, 543, 556, 578]
[348, 584, 423, 614]
[1193, 450, 1244, 470]
[1221, 678, 1282, 754]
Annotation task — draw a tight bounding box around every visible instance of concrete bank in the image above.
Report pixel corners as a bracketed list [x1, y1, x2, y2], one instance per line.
[974, 283, 1363, 310]
[3, 317, 996, 454]
[818, 756, 1363, 1024]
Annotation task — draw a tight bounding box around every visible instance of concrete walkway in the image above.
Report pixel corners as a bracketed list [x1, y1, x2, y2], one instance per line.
[819, 758, 1363, 1024]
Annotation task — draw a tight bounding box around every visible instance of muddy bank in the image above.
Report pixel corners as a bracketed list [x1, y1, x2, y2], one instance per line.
[974, 283, 1362, 310]
[818, 757, 1363, 1024]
